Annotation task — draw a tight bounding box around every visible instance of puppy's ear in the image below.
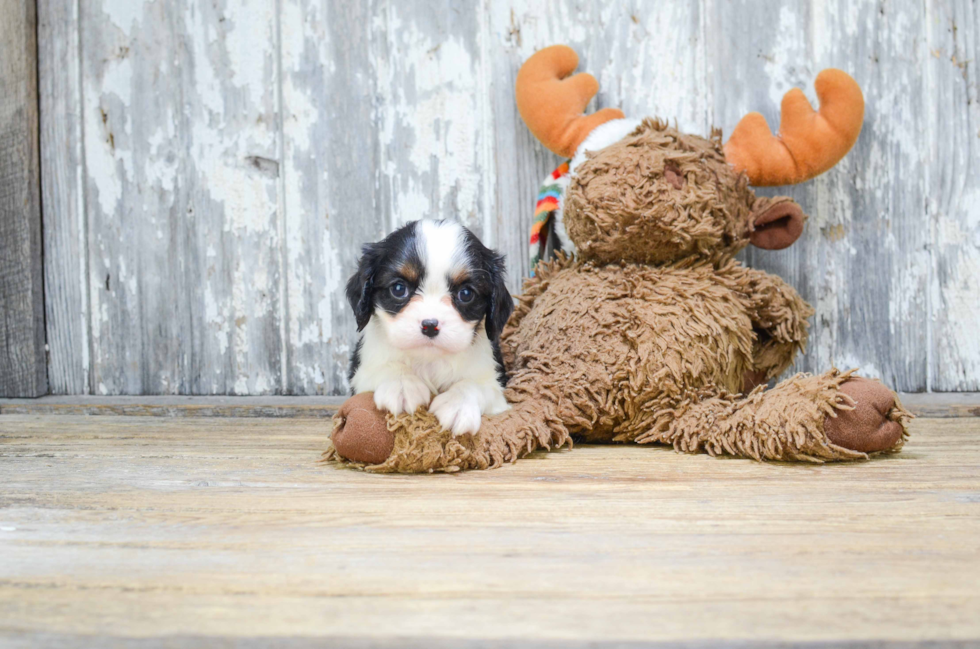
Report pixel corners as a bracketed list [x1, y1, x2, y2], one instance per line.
[485, 252, 514, 341]
[346, 243, 383, 332]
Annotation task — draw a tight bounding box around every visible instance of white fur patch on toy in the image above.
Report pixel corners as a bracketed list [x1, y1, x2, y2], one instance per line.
[570, 118, 642, 173]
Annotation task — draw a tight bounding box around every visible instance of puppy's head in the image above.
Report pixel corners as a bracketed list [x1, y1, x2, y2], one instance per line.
[346, 220, 514, 355]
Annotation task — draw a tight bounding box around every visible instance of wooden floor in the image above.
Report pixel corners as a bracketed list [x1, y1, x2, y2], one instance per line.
[1, 414, 979, 648]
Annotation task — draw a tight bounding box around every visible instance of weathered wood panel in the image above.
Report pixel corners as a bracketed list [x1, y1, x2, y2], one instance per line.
[927, 0, 980, 391]
[280, 0, 498, 395]
[75, 0, 284, 395]
[707, 0, 931, 390]
[278, 0, 382, 395]
[487, 0, 712, 283]
[39, 0, 980, 394]
[38, 0, 89, 396]
[375, 1, 492, 235]
[0, 0, 47, 397]
[0, 415, 979, 644]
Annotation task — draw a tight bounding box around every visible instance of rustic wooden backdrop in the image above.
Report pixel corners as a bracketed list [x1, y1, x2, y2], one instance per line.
[37, 0, 979, 396]
[1, 0, 46, 397]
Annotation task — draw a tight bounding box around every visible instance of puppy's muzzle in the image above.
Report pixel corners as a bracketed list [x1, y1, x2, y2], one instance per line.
[421, 319, 440, 338]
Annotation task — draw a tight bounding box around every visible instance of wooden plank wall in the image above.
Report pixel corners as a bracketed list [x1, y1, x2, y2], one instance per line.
[0, 0, 47, 397]
[38, 0, 980, 396]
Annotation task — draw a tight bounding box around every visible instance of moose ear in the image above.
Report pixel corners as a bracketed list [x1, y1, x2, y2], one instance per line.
[346, 244, 383, 331]
[484, 253, 514, 341]
[749, 197, 807, 250]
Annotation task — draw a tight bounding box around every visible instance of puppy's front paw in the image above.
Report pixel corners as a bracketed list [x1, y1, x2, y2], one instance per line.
[430, 389, 483, 436]
[373, 375, 432, 416]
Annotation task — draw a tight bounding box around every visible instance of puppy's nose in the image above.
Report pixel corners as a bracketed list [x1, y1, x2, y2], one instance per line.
[421, 319, 440, 338]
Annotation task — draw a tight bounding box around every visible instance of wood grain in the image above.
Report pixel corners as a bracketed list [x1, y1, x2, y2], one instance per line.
[0, 0, 47, 397]
[0, 395, 344, 418]
[279, 0, 386, 396]
[927, 1, 980, 391]
[280, 0, 499, 396]
[38, 0, 89, 395]
[707, 0, 932, 391]
[72, 0, 285, 395]
[487, 1, 712, 284]
[37, 1, 980, 394]
[0, 414, 978, 646]
[0, 393, 977, 419]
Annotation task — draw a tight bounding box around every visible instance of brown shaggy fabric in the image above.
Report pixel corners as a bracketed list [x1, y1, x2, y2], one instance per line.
[325, 113, 912, 473]
[641, 369, 911, 462]
[323, 399, 570, 474]
[501, 253, 814, 442]
[564, 120, 756, 266]
[327, 252, 912, 472]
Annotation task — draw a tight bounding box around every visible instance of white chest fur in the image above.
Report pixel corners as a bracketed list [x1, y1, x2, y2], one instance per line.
[351, 317, 509, 435]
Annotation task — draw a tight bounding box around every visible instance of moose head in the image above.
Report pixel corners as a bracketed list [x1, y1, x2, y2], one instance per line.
[516, 45, 865, 265]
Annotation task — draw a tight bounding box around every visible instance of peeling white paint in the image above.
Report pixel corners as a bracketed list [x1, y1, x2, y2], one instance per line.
[103, 0, 144, 35]
[281, 77, 316, 153]
[603, 3, 709, 134]
[378, 7, 485, 228]
[144, 124, 177, 194]
[224, 0, 276, 109]
[764, 6, 809, 110]
[935, 186, 980, 388]
[836, 354, 884, 383]
[84, 67, 134, 217]
[205, 282, 231, 356]
[42, 0, 980, 394]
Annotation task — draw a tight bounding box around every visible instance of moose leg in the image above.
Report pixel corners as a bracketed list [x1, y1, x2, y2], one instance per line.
[637, 370, 911, 462]
[326, 391, 570, 474]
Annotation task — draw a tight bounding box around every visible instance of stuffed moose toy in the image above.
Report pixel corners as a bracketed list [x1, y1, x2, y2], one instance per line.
[325, 45, 911, 473]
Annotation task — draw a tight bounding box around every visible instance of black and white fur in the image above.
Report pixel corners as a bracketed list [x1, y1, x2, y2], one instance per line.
[346, 219, 514, 435]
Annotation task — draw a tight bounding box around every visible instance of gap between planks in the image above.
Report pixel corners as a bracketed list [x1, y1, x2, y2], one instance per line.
[0, 393, 978, 419]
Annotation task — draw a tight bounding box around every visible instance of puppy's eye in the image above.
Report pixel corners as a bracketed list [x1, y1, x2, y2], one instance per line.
[457, 287, 475, 304]
[390, 282, 409, 299]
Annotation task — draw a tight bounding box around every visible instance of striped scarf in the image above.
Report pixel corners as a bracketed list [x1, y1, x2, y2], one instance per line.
[529, 160, 573, 276]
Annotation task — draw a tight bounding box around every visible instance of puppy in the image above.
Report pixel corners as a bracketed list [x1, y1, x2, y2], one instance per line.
[346, 219, 514, 435]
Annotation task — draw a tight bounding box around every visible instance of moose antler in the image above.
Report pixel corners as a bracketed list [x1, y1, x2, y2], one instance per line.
[724, 69, 865, 186]
[516, 45, 625, 159]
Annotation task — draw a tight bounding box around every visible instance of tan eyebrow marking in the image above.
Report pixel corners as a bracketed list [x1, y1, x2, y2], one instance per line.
[449, 269, 470, 286]
[397, 263, 420, 283]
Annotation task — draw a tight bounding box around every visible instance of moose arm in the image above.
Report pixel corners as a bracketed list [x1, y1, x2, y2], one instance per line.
[718, 262, 814, 384]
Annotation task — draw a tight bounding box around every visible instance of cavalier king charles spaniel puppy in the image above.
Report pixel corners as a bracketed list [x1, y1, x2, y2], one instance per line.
[346, 219, 514, 435]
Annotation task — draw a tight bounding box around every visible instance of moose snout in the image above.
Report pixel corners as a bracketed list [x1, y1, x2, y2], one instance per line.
[421, 319, 440, 338]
